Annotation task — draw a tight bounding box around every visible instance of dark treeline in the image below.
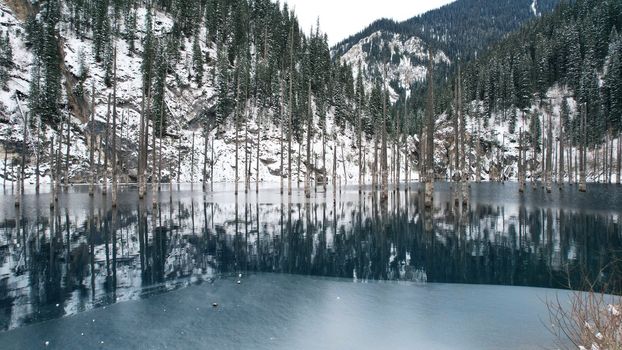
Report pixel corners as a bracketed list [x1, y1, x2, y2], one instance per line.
[333, 0, 561, 61]
[457, 0, 622, 145]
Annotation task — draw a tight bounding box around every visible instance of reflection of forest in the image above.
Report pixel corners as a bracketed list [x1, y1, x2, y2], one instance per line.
[0, 190, 620, 330]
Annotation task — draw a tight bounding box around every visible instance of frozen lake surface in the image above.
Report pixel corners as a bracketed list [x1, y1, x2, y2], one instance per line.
[0, 182, 620, 348]
[0, 273, 562, 350]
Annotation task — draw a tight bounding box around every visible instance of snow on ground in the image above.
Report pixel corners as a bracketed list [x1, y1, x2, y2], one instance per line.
[0, 2, 616, 188]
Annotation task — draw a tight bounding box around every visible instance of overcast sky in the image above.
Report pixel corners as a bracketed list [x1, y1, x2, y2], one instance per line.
[277, 0, 456, 46]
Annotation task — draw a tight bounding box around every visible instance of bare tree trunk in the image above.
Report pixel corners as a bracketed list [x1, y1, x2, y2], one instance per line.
[545, 112, 552, 193]
[256, 106, 261, 194]
[519, 128, 525, 193]
[244, 101, 249, 194]
[618, 131, 621, 184]
[567, 145, 574, 185]
[177, 138, 181, 184]
[476, 117, 481, 183]
[210, 135, 214, 191]
[35, 116, 41, 194]
[305, 80, 312, 199]
[404, 112, 409, 191]
[157, 97, 164, 192]
[18, 98, 27, 195]
[111, 47, 119, 207]
[609, 131, 613, 183]
[64, 114, 70, 189]
[89, 83, 95, 196]
[579, 104, 587, 192]
[55, 116, 63, 200]
[424, 52, 435, 208]
[358, 90, 363, 193]
[558, 110, 564, 189]
[280, 78, 285, 194]
[373, 132, 378, 190]
[396, 102, 401, 191]
[15, 162, 20, 207]
[297, 141, 301, 188]
[139, 89, 146, 198]
[381, 64, 388, 201]
[49, 137, 55, 208]
[333, 130, 337, 192]
[203, 127, 208, 193]
[234, 78, 240, 196]
[190, 132, 195, 185]
[3, 142, 7, 189]
[288, 26, 294, 196]
[102, 94, 111, 195]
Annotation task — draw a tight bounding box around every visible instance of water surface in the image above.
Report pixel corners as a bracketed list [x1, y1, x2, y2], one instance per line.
[0, 182, 620, 348]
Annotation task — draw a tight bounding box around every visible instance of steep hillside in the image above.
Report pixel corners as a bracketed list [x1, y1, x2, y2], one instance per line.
[0, 0, 420, 189]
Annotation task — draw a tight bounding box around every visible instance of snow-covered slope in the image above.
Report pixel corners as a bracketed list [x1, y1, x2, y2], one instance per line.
[336, 30, 450, 100]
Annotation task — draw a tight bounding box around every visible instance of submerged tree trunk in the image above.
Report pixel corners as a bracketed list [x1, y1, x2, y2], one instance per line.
[305, 81, 312, 199]
[64, 113, 70, 189]
[558, 110, 564, 189]
[139, 89, 146, 198]
[381, 65, 389, 201]
[546, 112, 552, 193]
[618, 131, 621, 184]
[89, 83, 96, 196]
[519, 128, 525, 193]
[35, 115, 41, 194]
[203, 127, 209, 193]
[49, 137, 55, 208]
[158, 97, 164, 192]
[280, 78, 285, 194]
[424, 52, 435, 208]
[102, 94, 111, 196]
[579, 104, 587, 192]
[234, 79, 240, 196]
[111, 48, 119, 208]
[256, 106, 261, 194]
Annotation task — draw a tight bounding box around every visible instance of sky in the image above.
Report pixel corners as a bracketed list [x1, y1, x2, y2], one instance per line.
[277, 0, 456, 46]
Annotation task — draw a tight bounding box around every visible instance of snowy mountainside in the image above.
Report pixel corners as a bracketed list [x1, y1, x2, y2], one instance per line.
[337, 30, 450, 100]
[0, 0, 421, 187]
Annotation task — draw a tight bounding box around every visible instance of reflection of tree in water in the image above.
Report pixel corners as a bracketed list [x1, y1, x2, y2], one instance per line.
[0, 193, 621, 330]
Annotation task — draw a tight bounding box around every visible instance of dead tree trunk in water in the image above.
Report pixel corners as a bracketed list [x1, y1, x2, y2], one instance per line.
[519, 128, 525, 193]
[55, 115, 62, 199]
[203, 127, 209, 193]
[546, 112, 552, 193]
[35, 116, 41, 193]
[256, 105, 261, 194]
[558, 109, 564, 189]
[579, 104, 587, 192]
[234, 78, 240, 196]
[49, 137, 55, 208]
[89, 83, 95, 196]
[618, 131, 621, 184]
[280, 78, 285, 194]
[64, 113, 70, 189]
[102, 94, 111, 195]
[111, 47, 119, 208]
[358, 85, 363, 193]
[381, 64, 389, 202]
[424, 52, 435, 208]
[305, 80, 312, 199]
[287, 26, 294, 196]
[138, 89, 146, 198]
